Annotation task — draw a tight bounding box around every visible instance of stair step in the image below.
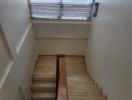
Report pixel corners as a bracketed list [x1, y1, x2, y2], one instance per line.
[32, 92, 55, 100]
[65, 56, 85, 64]
[69, 96, 105, 100]
[32, 75, 56, 83]
[37, 56, 56, 67]
[69, 92, 102, 97]
[68, 85, 97, 90]
[32, 82, 56, 92]
[69, 89, 100, 95]
[67, 76, 95, 85]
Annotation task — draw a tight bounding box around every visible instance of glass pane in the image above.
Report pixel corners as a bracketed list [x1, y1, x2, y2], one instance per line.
[31, 0, 61, 4]
[62, 0, 93, 5]
[62, 0, 93, 20]
[30, 0, 61, 19]
[29, 0, 94, 20]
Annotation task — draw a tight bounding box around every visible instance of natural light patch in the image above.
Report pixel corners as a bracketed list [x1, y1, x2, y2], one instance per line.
[63, 0, 93, 4]
[29, 0, 94, 20]
[31, 0, 61, 3]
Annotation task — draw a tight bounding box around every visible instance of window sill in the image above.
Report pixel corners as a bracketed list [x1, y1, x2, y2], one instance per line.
[31, 18, 92, 24]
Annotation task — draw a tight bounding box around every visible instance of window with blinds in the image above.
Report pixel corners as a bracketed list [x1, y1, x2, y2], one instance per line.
[29, 0, 94, 20]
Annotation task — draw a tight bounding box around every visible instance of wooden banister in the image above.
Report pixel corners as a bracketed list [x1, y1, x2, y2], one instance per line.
[56, 55, 68, 100]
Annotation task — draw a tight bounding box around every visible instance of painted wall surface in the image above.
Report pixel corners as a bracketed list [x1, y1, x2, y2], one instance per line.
[0, 28, 12, 90]
[85, 0, 132, 100]
[37, 38, 87, 55]
[33, 22, 90, 55]
[0, 0, 38, 100]
[0, 28, 38, 100]
[0, 0, 31, 56]
[33, 23, 90, 38]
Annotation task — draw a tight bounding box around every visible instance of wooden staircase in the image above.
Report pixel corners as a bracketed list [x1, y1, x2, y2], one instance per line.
[32, 56, 56, 100]
[65, 56, 106, 100]
[31, 56, 106, 100]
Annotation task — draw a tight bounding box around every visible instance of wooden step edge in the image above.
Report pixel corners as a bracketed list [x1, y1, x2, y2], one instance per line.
[69, 90, 101, 95]
[32, 92, 55, 98]
[68, 93, 103, 97]
[68, 87, 98, 90]
[69, 95, 106, 100]
[32, 82, 56, 88]
[31, 83, 56, 92]
[32, 75, 56, 78]
[32, 75, 56, 81]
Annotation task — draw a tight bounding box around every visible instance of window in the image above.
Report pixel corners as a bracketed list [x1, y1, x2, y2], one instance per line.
[29, 0, 94, 20]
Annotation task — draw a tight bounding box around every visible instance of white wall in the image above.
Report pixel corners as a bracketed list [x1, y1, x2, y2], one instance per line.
[0, 28, 38, 100]
[0, 0, 38, 100]
[85, 0, 132, 100]
[33, 22, 90, 39]
[37, 38, 87, 55]
[33, 21, 90, 55]
[0, 0, 31, 57]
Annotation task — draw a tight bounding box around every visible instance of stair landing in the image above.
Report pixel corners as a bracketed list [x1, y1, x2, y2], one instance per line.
[33, 56, 56, 76]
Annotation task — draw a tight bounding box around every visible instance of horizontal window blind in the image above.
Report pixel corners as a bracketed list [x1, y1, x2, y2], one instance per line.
[29, 0, 94, 20]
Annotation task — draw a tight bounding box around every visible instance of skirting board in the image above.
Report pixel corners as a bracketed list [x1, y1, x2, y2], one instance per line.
[36, 38, 88, 55]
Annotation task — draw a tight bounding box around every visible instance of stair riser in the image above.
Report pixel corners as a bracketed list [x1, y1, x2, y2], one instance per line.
[69, 97, 105, 100]
[68, 87, 97, 90]
[32, 98, 55, 100]
[68, 81, 95, 84]
[32, 87, 56, 93]
[33, 80, 56, 83]
[69, 89, 101, 95]
[32, 77, 56, 83]
[32, 79, 56, 83]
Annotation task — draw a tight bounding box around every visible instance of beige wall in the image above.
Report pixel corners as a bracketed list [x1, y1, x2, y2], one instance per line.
[85, 0, 132, 100]
[0, 0, 31, 56]
[33, 21, 90, 55]
[0, 28, 38, 100]
[0, 27, 12, 90]
[33, 21, 90, 39]
[0, 0, 38, 100]
[37, 38, 87, 55]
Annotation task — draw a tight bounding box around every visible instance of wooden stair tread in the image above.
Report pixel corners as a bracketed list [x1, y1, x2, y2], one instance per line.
[67, 74, 91, 78]
[32, 75, 56, 80]
[32, 82, 56, 92]
[67, 76, 94, 84]
[65, 56, 85, 64]
[32, 82, 56, 88]
[68, 84, 97, 89]
[66, 65, 87, 74]
[65, 56, 106, 100]
[32, 56, 106, 100]
[69, 96, 105, 100]
[33, 66, 56, 76]
[32, 92, 55, 98]
[33, 71, 56, 76]
[65, 56, 87, 74]
[38, 56, 56, 60]
[68, 89, 100, 95]
[32, 75, 56, 78]
[33, 56, 56, 76]
[37, 56, 56, 65]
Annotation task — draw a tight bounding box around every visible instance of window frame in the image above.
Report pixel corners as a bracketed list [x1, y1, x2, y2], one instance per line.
[29, 0, 95, 21]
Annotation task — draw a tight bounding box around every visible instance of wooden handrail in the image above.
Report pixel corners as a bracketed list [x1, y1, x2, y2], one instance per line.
[56, 55, 68, 100]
